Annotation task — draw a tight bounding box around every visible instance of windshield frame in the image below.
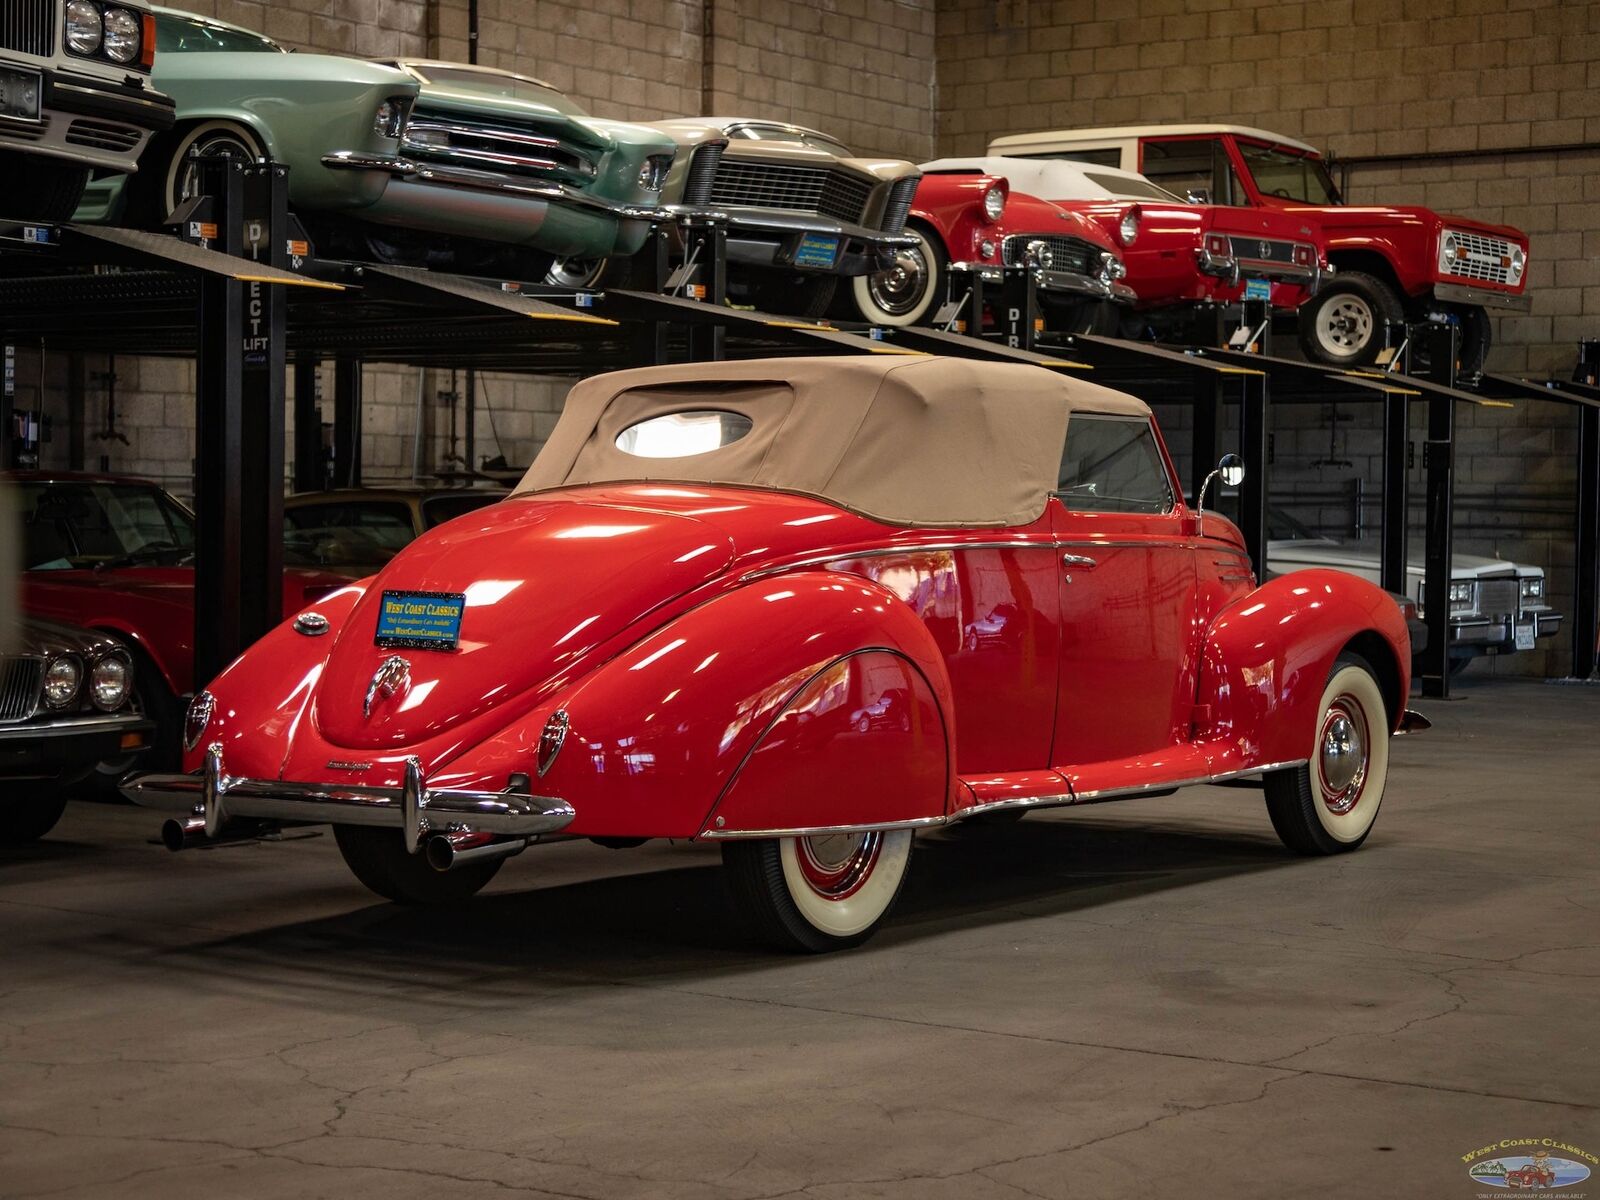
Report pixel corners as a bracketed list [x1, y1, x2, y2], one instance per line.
[1234, 138, 1342, 205]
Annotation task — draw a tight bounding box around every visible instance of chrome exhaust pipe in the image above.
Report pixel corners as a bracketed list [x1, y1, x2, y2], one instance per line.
[161, 815, 275, 851]
[424, 831, 529, 872]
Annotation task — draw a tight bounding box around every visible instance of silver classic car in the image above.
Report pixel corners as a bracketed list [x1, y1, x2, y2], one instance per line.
[648, 118, 922, 316]
[1269, 509, 1562, 670]
[1, 0, 175, 219]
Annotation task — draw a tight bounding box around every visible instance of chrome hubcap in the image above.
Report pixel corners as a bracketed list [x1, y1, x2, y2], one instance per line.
[795, 831, 881, 899]
[1317, 700, 1369, 814]
[546, 257, 606, 288]
[1317, 296, 1374, 356]
[867, 245, 930, 316]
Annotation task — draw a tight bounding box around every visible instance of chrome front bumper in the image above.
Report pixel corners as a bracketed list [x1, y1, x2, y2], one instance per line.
[321, 150, 664, 221]
[951, 263, 1133, 303]
[123, 744, 575, 851]
[1196, 247, 1324, 290]
[1450, 607, 1563, 650]
[1434, 281, 1532, 311]
[663, 204, 918, 274]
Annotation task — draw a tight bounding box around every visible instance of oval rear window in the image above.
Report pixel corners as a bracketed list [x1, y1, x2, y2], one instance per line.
[615, 410, 753, 458]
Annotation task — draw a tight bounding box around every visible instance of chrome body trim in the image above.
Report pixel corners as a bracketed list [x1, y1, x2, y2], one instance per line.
[1067, 760, 1310, 803]
[122, 744, 576, 850]
[406, 118, 561, 151]
[1432, 281, 1532, 311]
[736, 539, 1056, 582]
[698, 815, 949, 840]
[0, 711, 147, 742]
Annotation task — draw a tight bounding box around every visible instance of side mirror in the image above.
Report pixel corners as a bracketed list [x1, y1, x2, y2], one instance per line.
[1197, 453, 1244, 530]
[1185, 188, 1212, 205]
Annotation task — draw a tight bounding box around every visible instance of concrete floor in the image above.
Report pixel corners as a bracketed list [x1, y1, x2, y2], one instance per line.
[3, 677, 1598, 1199]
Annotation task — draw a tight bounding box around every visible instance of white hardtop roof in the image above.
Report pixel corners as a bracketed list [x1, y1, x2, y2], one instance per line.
[989, 125, 1321, 157]
[920, 156, 1180, 202]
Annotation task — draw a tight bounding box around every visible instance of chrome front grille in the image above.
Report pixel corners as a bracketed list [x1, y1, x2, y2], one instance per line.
[403, 111, 596, 182]
[1002, 233, 1100, 275]
[0, 656, 44, 724]
[1443, 230, 1513, 284]
[880, 175, 918, 233]
[0, 0, 54, 57]
[708, 161, 873, 223]
[66, 118, 144, 152]
[1477, 578, 1518, 618]
[682, 142, 724, 206]
[1228, 236, 1296, 263]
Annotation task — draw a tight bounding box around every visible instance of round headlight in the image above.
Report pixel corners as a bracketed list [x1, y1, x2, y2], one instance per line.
[373, 100, 397, 137]
[1510, 246, 1525, 279]
[982, 185, 1005, 222]
[64, 0, 103, 55]
[1024, 239, 1052, 270]
[102, 7, 140, 63]
[184, 690, 216, 752]
[1442, 233, 1458, 261]
[89, 655, 131, 711]
[1118, 208, 1139, 246]
[43, 656, 82, 709]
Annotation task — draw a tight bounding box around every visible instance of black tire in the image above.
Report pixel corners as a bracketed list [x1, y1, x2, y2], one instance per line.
[722, 830, 912, 953]
[0, 787, 70, 846]
[846, 223, 947, 326]
[1, 151, 90, 221]
[332, 825, 502, 904]
[1297, 271, 1403, 367]
[543, 255, 635, 290]
[1263, 652, 1391, 855]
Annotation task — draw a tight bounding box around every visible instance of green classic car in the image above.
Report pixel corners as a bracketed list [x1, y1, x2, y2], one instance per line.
[76, 10, 679, 275]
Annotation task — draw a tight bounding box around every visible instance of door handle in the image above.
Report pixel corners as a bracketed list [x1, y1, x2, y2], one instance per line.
[1061, 553, 1097, 568]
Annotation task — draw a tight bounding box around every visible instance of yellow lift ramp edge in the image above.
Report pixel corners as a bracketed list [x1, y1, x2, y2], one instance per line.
[65, 224, 346, 290]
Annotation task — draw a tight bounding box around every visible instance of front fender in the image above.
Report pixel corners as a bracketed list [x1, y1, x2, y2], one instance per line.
[454, 571, 956, 839]
[1199, 569, 1409, 772]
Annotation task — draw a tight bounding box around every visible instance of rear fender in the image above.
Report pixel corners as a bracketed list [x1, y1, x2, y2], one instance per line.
[459, 571, 956, 839]
[1198, 569, 1409, 771]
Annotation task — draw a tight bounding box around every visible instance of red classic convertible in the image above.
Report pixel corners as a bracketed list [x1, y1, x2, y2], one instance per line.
[922, 157, 1328, 341]
[847, 168, 1133, 331]
[12, 472, 347, 768]
[126, 357, 1423, 951]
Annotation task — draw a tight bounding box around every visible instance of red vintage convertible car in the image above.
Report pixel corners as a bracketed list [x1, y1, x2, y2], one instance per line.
[921, 156, 1327, 341]
[847, 168, 1133, 331]
[11, 472, 346, 769]
[125, 357, 1424, 951]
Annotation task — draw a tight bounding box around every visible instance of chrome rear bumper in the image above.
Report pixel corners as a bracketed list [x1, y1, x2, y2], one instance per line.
[123, 744, 575, 852]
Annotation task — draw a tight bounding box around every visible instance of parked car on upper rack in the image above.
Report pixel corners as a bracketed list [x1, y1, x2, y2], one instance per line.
[1, 0, 176, 220]
[124, 356, 1424, 952]
[284, 484, 508, 579]
[1, 616, 152, 843]
[9, 471, 348, 769]
[644, 119, 922, 317]
[1267, 508, 1561, 672]
[988, 125, 1530, 374]
[842, 165, 1134, 331]
[918, 157, 1328, 340]
[74, 14, 679, 279]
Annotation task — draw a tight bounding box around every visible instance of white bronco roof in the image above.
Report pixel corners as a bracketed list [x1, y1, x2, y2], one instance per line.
[989, 125, 1321, 158]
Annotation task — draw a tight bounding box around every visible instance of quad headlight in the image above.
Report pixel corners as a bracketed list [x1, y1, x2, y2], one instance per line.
[64, 1, 146, 67]
[1520, 577, 1544, 601]
[372, 98, 409, 139]
[89, 655, 131, 712]
[64, 0, 102, 54]
[1448, 581, 1476, 610]
[638, 153, 674, 193]
[42, 656, 82, 709]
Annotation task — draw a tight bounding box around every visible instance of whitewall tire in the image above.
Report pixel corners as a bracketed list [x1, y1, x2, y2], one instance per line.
[162, 121, 264, 221]
[723, 829, 913, 952]
[850, 225, 945, 326]
[1264, 654, 1391, 854]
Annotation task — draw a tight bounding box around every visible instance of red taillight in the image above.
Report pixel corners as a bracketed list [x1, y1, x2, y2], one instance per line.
[140, 12, 156, 69]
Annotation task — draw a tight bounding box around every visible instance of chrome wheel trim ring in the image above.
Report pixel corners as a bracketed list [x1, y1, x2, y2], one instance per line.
[1315, 294, 1374, 358]
[865, 245, 930, 317]
[1316, 696, 1370, 815]
[176, 132, 256, 205]
[545, 257, 607, 289]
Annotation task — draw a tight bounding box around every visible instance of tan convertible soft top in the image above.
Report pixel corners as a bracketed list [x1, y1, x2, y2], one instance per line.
[515, 355, 1151, 528]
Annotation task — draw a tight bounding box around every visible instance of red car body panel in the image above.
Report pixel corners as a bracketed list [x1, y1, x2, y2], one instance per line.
[911, 172, 1119, 283]
[1134, 131, 1530, 304]
[179, 422, 1412, 842]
